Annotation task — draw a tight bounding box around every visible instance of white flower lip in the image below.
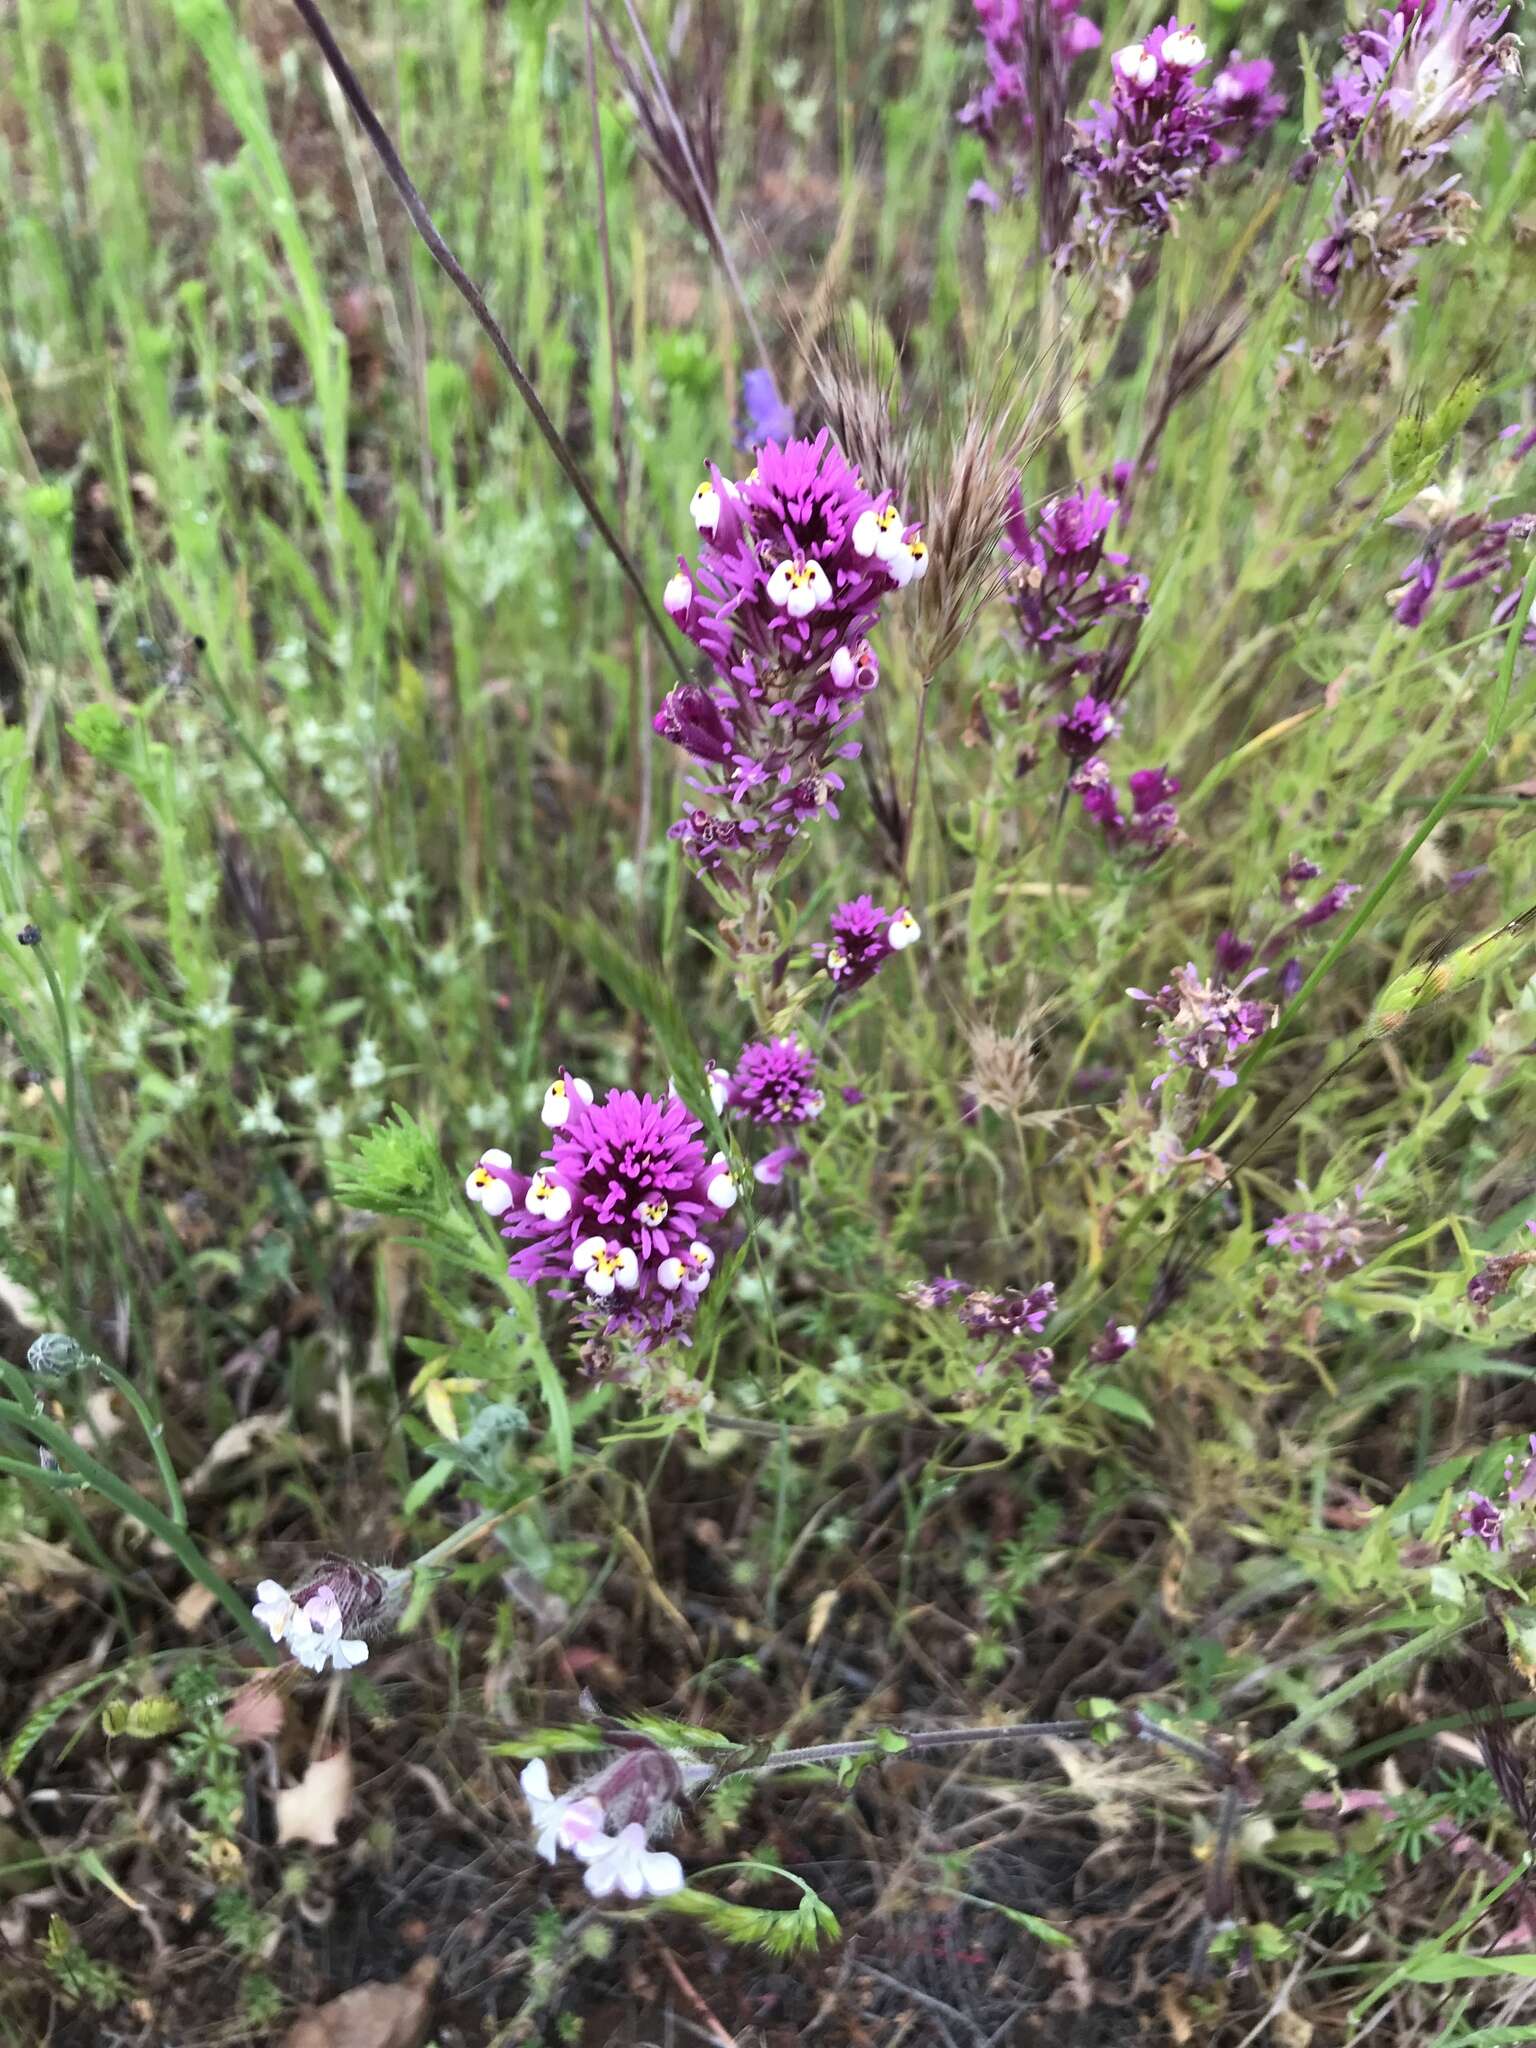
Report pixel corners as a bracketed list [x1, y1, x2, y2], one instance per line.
[888, 908, 921, 951]
[705, 1151, 738, 1209]
[1114, 39, 1159, 84]
[573, 1237, 639, 1297]
[578, 1821, 685, 1901]
[466, 1151, 515, 1216]
[542, 1075, 594, 1129]
[1161, 29, 1206, 67]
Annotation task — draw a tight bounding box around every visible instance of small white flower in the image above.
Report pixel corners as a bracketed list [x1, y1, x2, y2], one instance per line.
[667, 1066, 731, 1117]
[252, 1578, 298, 1643]
[637, 1197, 669, 1227]
[525, 1171, 572, 1222]
[887, 908, 921, 951]
[657, 1256, 685, 1292]
[282, 1589, 368, 1673]
[520, 1759, 607, 1864]
[705, 1152, 738, 1209]
[573, 1238, 638, 1298]
[542, 1075, 594, 1128]
[663, 573, 693, 620]
[830, 645, 856, 689]
[238, 1090, 286, 1139]
[578, 1821, 685, 1901]
[690, 481, 722, 534]
[1117, 1324, 1138, 1347]
[766, 556, 832, 618]
[1160, 29, 1205, 67]
[466, 1149, 515, 1218]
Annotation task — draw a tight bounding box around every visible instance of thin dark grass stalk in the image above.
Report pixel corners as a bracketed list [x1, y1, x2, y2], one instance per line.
[287, 0, 686, 688]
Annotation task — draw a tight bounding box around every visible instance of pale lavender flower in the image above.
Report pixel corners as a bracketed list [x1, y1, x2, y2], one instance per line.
[753, 1143, 806, 1186]
[740, 367, 795, 448]
[252, 1557, 405, 1673]
[1088, 1321, 1138, 1364]
[1055, 692, 1122, 760]
[520, 1742, 702, 1901]
[1297, 0, 1519, 342]
[1459, 1490, 1504, 1550]
[1128, 962, 1275, 1088]
[1072, 758, 1182, 858]
[1389, 485, 1536, 642]
[1266, 1164, 1386, 1274]
[815, 895, 922, 990]
[1210, 54, 1285, 160]
[1012, 1346, 1058, 1395]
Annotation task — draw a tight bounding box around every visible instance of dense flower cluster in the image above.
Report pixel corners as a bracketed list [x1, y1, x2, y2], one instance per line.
[728, 1035, 824, 1126]
[1071, 759, 1182, 858]
[910, 1277, 1060, 1391]
[958, 0, 1102, 246]
[1467, 1222, 1536, 1318]
[252, 1557, 405, 1673]
[1297, 0, 1519, 344]
[1003, 485, 1146, 661]
[656, 433, 926, 887]
[1267, 1155, 1389, 1275]
[1458, 1432, 1536, 1553]
[815, 895, 922, 991]
[1064, 23, 1278, 266]
[1128, 962, 1275, 1088]
[1389, 484, 1536, 641]
[520, 1739, 709, 1901]
[466, 1075, 738, 1351]
[1055, 691, 1122, 760]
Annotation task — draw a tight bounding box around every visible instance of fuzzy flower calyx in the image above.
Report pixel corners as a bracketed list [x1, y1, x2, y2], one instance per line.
[252, 1556, 405, 1673]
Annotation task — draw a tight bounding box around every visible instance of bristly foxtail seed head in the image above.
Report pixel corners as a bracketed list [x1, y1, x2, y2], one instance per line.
[1369, 909, 1536, 1038]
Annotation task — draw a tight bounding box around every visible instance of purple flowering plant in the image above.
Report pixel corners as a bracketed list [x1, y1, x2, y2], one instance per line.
[655, 432, 926, 892]
[1296, 0, 1519, 351]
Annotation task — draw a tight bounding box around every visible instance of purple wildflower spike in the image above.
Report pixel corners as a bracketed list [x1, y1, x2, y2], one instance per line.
[655, 434, 923, 886]
[815, 894, 922, 990]
[1128, 962, 1275, 1088]
[1063, 21, 1251, 268]
[473, 1082, 736, 1351]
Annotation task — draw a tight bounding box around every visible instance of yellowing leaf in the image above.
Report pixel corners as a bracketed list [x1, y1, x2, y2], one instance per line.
[423, 1381, 460, 1442]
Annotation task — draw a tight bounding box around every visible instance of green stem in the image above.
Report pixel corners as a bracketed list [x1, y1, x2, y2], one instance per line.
[90, 1359, 187, 1528]
[32, 941, 78, 1320]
